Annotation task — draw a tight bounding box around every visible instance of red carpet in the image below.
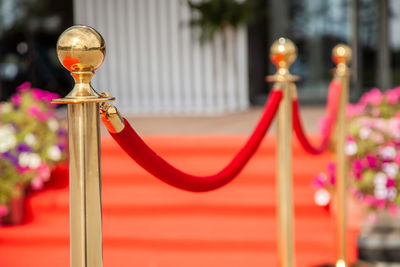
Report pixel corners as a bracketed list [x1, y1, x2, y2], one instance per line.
[0, 135, 359, 266]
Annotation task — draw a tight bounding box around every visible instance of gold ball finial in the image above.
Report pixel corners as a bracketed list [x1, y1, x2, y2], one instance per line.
[57, 25, 106, 72]
[270, 38, 297, 69]
[332, 44, 351, 65]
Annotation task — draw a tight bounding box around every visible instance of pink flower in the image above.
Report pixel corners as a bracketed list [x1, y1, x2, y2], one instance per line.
[28, 105, 48, 121]
[16, 82, 31, 92]
[347, 136, 356, 142]
[388, 203, 398, 216]
[394, 153, 400, 165]
[375, 199, 386, 209]
[346, 103, 364, 119]
[31, 177, 44, 190]
[363, 195, 376, 206]
[326, 162, 336, 185]
[17, 166, 29, 173]
[11, 94, 21, 106]
[31, 89, 60, 104]
[312, 173, 328, 188]
[327, 162, 335, 175]
[385, 89, 400, 104]
[360, 88, 383, 106]
[352, 159, 363, 180]
[388, 118, 400, 134]
[38, 164, 51, 181]
[28, 106, 40, 116]
[0, 205, 8, 217]
[365, 154, 378, 168]
[362, 195, 385, 209]
[386, 178, 396, 188]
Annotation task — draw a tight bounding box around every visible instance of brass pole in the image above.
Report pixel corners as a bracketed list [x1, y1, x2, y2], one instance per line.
[332, 44, 352, 267]
[52, 26, 114, 267]
[267, 38, 299, 267]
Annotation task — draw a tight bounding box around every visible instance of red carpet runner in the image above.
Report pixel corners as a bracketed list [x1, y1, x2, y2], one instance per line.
[0, 135, 358, 266]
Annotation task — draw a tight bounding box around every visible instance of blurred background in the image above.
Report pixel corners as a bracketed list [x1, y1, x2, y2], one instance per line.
[2, 1, 400, 266]
[0, 0, 399, 113]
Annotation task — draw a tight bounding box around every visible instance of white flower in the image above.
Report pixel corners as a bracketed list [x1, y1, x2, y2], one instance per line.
[18, 153, 29, 167]
[28, 154, 41, 169]
[359, 127, 371, 140]
[0, 124, 17, 153]
[47, 145, 61, 161]
[18, 152, 41, 169]
[1, 103, 12, 113]
[382, 163, 399, 178]
[380, 146, 397, 160]
[47, 118, 59, 131]
[388, 119, 400, 140]
[374, 172, 387, 185]
[374, 188, 388, 199]
[24, 133, 37, 146]
[388, 188, 397, 201]
[345, 141, 357, 156]
[314, 188, 331, 206]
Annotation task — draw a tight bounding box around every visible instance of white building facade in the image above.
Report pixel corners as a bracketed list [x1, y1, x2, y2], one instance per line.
[74, 0, 249, 114]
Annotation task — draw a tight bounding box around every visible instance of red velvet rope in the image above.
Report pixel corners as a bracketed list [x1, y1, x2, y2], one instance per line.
[292, 80, 342, 154]
[110, 90, 283, 192]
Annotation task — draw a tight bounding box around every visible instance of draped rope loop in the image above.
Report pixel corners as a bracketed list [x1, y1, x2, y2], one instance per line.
[109, 90, 283, 192]
[292, 80, 342, 155]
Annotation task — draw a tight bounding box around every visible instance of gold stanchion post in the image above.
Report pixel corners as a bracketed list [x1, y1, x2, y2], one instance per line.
[267, 38, 299, 267]
[332, 44, 352, 267]
[52, 26, 114, 267]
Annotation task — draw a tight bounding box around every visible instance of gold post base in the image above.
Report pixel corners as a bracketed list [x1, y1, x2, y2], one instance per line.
[336, 259, 347, 267]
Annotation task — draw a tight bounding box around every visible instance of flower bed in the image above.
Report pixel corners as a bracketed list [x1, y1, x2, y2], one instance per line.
[0, 82, 67, 224]
[313, 87, 400, 215]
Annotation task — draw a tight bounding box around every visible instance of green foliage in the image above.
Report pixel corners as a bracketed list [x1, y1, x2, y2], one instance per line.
[188, 0, 260, 42]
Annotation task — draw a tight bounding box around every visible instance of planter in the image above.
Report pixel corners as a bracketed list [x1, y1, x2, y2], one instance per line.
[0, 187, 26, 226]
[358, 209, 400, 264]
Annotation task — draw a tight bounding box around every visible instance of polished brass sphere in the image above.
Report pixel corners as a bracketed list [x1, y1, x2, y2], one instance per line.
[270, 38, 297, 69]
[57, 25, 106, 72]
[332, 44, 351, 65]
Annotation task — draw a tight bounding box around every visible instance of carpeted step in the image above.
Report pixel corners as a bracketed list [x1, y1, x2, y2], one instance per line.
[100, 156, 329, 185]
[28, 184, 325, 216]
[2, 206, 333, 242]
[0, 244, 347, 267]
[0, 135, 357, 267]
